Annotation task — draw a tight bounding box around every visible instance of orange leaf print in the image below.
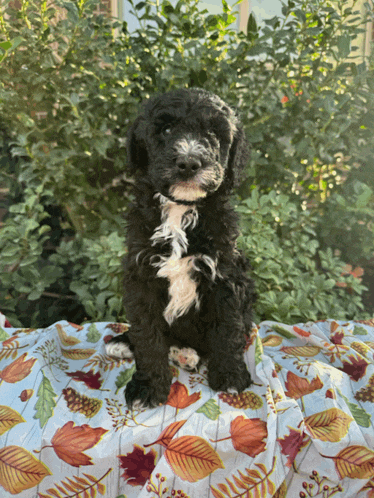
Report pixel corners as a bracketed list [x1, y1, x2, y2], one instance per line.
[166, 381, 201, 411]
[292, 326, 311, 337]
[49, 421, 108, 467]
[326, 445, 374, 480]
[164, 436, 224, 482]
[229, 416, 267, 457]
[0, 445, 51, 494]
[212, 416, 267, 457]
[0, 353, 36, 383]
[144, 420, 187, 449]
[56, 323, 81, 346]
[0, 406, 25, 436]
[61, 347, 96, 360]
[284, 371, 323, 399]
[304, 408, 353, 442]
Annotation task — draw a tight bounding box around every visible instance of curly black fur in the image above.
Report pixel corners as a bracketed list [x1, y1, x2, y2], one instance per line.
[107, 88, 256, 409]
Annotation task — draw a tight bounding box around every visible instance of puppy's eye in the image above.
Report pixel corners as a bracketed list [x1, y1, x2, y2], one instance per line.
[162, 126, 172, 136]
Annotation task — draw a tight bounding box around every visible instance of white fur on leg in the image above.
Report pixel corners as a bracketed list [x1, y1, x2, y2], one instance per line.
[105, 342, 133, 359]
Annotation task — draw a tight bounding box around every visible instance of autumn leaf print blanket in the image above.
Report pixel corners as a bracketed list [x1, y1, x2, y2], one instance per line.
[0, 317, 374, 498]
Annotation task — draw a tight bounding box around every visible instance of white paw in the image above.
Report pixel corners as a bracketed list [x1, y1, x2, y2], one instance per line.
[105, 342, 133, 359]
[169, 346, 200, 371]
[226, 387, 239, 395]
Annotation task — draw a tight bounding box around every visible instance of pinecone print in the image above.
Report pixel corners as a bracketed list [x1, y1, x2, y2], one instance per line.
[354, 374, 374, 403]
[355, 384, 374, 403]
[351, 341, 370, 358]
[218, 391, 263, 410]
[62, 387, 102, 418]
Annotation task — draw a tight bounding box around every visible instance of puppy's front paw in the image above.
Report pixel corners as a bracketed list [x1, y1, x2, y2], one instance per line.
[208, 362, 252, 394]
[125, 372, 171, 410]
[169, 346, 200, 371]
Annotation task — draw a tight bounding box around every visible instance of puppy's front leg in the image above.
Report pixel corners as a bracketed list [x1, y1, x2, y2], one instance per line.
[207, 287, 252, 394]
[125, 326, 172, 410]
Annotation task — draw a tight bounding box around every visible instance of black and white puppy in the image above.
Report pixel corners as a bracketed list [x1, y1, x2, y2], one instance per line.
[106, 88, 256, 409]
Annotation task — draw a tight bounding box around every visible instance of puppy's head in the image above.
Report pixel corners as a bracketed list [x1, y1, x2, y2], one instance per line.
[127, 88, 248, 203]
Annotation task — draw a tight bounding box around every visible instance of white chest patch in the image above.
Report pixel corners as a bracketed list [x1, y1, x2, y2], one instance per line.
[151, 194, 200, 325]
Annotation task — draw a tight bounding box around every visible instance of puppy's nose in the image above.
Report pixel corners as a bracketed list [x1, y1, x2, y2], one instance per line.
[176, 157, 202, 177]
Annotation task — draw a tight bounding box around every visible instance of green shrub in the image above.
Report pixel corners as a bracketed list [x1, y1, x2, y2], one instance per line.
[0, 0, 373, 326]
[237, 189, 367, 323]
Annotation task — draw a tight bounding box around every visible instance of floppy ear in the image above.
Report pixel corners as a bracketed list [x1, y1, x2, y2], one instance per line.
[226, 124, 250, 190]
[126, 115, 148, 176]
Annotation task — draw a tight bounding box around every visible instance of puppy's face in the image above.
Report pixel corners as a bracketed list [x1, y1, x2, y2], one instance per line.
[127, 89, 247, 202]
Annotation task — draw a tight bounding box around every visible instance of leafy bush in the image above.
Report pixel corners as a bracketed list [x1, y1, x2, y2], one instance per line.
[0, 0, 373, 327]
[237, 189, 367, 323]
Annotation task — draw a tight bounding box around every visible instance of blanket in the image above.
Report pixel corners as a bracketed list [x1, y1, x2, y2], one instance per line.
[0, 316, 373, 498]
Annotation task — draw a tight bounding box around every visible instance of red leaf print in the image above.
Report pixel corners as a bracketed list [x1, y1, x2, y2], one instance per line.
[166, 381, 201, 411]
[331, 331, 345, 345]
[119, 445, 157, 487]
[339, 355, 368, 381]
[66, 369, 103, 389]
[50, 421, 108, 467]
[144, 420, 187, 449]
[211, 416, 267, 457]
[278, 427, 309, 467]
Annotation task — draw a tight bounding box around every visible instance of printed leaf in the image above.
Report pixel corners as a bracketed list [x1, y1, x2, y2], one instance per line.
[0, 352, 37, 383]
[56, 323, 81, 346]
[0, 405, 25, 435]
[51, 421, 108, 467]
[61, 347, 96, 360]
[66, 369, 103, 389]
[119, 445, 157, 487]
[304, 407, 353, 442]
[339, 354, 369, 381]
[255, 335, 263, 364]
[144, 420, 187, 448]
[261, 334, 283, 347]
[212, 416, 267, 457]
[278, 427, 310, 467]
[0, 445, 51, 494]
[329, 445, 374, 480]
[196, 399, 221, 420]
[284, 371, 323, 399]
[0, 327, 10, 342]
[34, 373, 57, 428]
[271, 325, 295, 338]
[38, 468, 112, 498]
[280, 346, 321, 357]
[353, 325, 368, 336]
[292, 326, 311, 337]
[229, 416, 267, 457]
[337, 390, 371, 428]
[115, 363, 136, 394]
[165, 435, 224, 482]
[166, 381, 201, 410]
[87, 324, 101, 343]
[211, 456, 277, 498]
